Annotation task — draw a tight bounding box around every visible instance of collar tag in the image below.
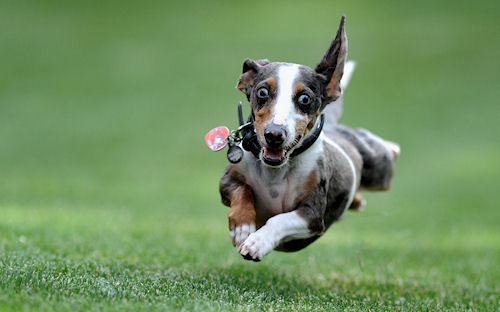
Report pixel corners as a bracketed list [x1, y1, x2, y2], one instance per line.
[205, 126, 230, 151]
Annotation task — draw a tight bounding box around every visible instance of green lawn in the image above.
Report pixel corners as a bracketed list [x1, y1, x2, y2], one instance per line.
[1, 0, 499, 311]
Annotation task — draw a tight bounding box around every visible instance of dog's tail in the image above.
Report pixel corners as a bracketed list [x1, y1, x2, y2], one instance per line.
[323, 60, 356, 126]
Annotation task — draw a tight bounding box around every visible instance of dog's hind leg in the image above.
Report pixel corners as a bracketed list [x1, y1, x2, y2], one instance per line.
[384, 140, 401, 160]
[356, 128, 399, 191]
[348, 193, 366, 211]
[334, 125, 399, 191]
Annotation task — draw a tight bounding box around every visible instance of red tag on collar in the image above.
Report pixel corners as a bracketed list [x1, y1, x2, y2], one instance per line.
[205, 126, 230, 151]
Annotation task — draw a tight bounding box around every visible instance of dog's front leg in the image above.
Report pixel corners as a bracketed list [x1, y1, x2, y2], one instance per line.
[238, 207, 325, 261]
[227, 185, 256, 247]
[220, 166, 257, 247]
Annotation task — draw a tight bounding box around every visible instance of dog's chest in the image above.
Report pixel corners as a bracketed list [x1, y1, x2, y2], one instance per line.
[246, 171, 302, 223]
[238, 145, 322, 225]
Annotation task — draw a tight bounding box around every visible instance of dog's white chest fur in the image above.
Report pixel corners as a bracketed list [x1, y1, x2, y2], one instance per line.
[247, 171, 295, 220]
[236, 138, 323, 224]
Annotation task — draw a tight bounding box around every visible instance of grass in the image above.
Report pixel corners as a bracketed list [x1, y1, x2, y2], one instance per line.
[0, 0, 499, 310]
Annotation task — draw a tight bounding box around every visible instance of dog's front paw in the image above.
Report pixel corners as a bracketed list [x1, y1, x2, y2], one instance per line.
[238, 230, 275, 261]
[229, 223, 256, 247]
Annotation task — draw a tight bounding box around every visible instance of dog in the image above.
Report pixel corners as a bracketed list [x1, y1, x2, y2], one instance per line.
[219, 16, 400, 261]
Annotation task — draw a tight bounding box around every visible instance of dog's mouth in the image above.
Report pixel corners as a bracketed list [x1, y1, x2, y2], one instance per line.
[260, 135, 303, 167]
[262, 147, 288, 167]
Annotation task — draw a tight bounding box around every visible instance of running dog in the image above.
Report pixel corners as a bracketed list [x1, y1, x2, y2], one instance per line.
[219, 16, 400, 261]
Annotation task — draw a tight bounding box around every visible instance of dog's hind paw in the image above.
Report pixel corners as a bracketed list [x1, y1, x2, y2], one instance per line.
[238, 231, 274, 261]
[385, 140, 400, 160]
[348, 193, 366, 212]
[229, 223, 256, 247]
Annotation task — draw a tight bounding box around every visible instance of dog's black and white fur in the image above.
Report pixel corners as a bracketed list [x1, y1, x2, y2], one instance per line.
[219, 16, 399, 261]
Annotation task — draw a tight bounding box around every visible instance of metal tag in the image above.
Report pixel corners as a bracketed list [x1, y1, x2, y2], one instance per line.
[227, 144, 243, 163]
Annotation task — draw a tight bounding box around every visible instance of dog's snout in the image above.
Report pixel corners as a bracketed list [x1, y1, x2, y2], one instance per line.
[264, 124, 287, 148]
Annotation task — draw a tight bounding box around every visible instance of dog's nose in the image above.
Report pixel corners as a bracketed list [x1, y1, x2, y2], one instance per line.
[264, 124, 286, 148]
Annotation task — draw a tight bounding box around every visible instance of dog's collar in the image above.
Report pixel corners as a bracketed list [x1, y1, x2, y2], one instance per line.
[237, 103, 325, 159]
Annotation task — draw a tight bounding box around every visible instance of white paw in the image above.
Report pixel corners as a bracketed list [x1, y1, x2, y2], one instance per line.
[229, 223, 256, 247]
[238, 230, 275, 261]
[385, 140, 401, 160]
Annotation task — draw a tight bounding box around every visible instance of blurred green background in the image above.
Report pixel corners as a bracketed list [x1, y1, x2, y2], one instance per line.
[0, 0, 499, 310]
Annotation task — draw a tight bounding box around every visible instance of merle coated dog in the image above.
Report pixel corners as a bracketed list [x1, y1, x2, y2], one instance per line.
[219, 16, 399, 261]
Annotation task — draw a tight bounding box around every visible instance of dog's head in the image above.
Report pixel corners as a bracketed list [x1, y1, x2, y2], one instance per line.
[236, 16, 348, 167]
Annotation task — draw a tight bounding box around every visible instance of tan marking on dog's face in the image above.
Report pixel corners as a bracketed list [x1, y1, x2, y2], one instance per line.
[265, 77, 277, 90]
[294, 83, 305, 94]
[252, 102, 275, 145]
[292, 103, 319, 145]
[294, 117, 309, 137]
[290, 83, 315, 143]
[250, 78, 279, 145]
[305, 113, 319, 132]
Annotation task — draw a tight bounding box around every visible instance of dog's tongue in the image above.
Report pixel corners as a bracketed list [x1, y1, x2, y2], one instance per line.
[264, 148, 285, 160]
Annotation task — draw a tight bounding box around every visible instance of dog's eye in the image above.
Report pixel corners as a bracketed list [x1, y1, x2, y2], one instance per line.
[256, 87, 269, 99]
[298, 94, 311, 105]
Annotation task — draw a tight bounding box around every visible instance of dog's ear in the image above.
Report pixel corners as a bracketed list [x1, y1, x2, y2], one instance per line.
[315, 15, 347, 102]
[236, 58, 270, 95]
